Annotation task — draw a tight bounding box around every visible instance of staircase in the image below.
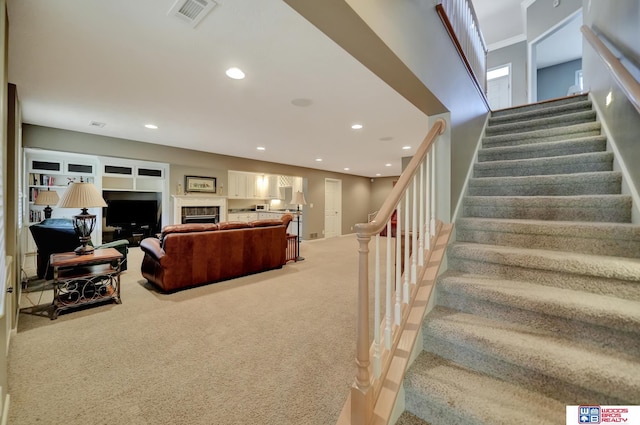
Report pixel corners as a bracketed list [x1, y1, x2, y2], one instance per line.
[398, 94, 640, 425]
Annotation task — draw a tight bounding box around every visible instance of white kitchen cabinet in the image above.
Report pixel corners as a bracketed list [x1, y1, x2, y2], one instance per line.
[227, 212, 258, 222]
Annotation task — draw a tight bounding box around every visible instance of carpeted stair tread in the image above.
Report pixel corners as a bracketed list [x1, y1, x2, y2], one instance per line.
[447, 242, 640, 282]
[395, 411, 431, 425]
[473, 151, 613, 177]
[467, 171, 621, 196]
[491, 94, 588, 117]
[477, 135, 607, 162]
[462, 194, 632, 222]
[455, 217, 640, 258]
[437, 271, 640, 334]
[404, 352, 567, 425]
[421, 307, 640, 403]
[482, 122, 601, 149]
[488, 100, 592, 126]
[485, 110, 596, 136]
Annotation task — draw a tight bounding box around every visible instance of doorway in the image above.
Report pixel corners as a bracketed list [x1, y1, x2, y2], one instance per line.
[487, 64, 512, 110]
[324, 178, 342, 238]
[528, 9, 583, 103]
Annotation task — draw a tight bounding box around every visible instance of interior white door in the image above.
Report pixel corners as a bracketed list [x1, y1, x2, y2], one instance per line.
[324, 178, 342, 238]
[487, 74, 511, 110]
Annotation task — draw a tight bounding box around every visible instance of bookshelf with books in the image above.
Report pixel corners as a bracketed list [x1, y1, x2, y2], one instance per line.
[25, 150, 100, 226]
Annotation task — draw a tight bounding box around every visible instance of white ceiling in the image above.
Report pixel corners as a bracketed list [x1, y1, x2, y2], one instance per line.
[8, 0, 582, 179]
[7, 0, 430, 178]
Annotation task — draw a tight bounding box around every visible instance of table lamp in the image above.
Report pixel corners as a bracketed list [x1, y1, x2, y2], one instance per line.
[58, 179, 107, 255]
[34, 188, 60, 219]
[291, 190, 306, 261]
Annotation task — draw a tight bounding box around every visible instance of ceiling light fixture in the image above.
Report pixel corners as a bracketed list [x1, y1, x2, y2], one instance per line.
[385, 163, 392, 167]
[315, 158, 323, 162]
[145, 124, 158, 129]
[375, 173, 381, 177]
[351, 124, 363, 130]
[402, 146, 411, 150]
[225, 67, 245, 80]
[343, 167, 350, 171]
[257, 146, 266, 151]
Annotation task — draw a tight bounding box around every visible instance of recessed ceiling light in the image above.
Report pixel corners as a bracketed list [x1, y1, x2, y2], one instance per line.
[351, 124, 363, 130]
[145, 124, 158, 129]
[343, 167, 350, 171]
[225, 67, 245, 80]
[385, 163, 392, 167]
[315, 158, 323, 162]
[402, 146, 411, 150]
[376, 173, 381, 176]
[257, 146, 266, 151]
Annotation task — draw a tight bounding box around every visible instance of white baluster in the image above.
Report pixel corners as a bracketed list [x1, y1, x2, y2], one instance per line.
[419, 161, 425, 266]
[395, 201, 402, 326]
[385, 220, 392, 350]
[374, 234, 381, 378]
[411, 175, 418, 284]
[426, 152, 431, 250]
[403, 193, 409, 304]
[431, 142, 437, 235]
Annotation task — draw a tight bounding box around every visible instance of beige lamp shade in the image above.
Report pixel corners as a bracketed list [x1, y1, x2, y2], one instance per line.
[34, 189, 59, 206]
[291, 191, 307, 206]
[58, 181, 107, 209]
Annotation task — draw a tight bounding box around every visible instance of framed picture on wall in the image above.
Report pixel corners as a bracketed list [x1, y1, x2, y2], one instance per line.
[185, 175, 216, 193]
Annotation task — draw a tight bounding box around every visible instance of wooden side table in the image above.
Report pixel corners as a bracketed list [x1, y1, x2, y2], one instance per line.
[50, 248, 123, 320]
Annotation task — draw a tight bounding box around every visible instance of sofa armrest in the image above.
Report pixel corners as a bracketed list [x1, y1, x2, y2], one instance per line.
[140, 237, 165, 262]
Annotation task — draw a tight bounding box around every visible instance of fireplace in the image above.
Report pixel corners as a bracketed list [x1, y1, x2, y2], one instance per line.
[181, 206, 220, 224]
[172, 195, 227, 225]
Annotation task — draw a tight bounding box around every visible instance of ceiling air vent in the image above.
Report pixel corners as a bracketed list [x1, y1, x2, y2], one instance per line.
[168, 0, 217, 28]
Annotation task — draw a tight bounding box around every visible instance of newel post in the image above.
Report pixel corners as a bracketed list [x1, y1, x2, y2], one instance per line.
[352, 232, 374, 425]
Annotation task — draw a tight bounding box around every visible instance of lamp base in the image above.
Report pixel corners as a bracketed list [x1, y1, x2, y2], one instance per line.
[74, 245, 95, 256]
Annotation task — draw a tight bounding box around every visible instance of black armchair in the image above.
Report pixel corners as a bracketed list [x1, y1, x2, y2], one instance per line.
[29, 218, 129, 279]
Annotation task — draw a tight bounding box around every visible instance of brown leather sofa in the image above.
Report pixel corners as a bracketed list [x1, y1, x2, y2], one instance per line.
[140, 214, 293, 292]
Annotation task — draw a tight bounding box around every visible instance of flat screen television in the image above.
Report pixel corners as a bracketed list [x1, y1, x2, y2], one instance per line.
[106, 200, 158, 229]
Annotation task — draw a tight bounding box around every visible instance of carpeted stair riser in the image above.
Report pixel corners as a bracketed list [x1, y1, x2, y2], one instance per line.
[404, 352, 565, 425]
[467, 172, 621, 196]
[473, 152, 613, 178]
[488, 100, 593, 126]
[421, 327, 631, 406]
[436, 273, 640, 355]
[491, 94, 589, 117]
[477, 136, 607, 162]
[485, 110, 597, 136]
[447, 258, 640, 302]
[482, 122, 601, 149]
[421, 307, 640, 404]
[455, 218, 640, 258]
[463, 195, 632, 222]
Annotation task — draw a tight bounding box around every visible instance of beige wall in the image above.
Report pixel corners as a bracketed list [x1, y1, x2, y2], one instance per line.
[22, 124, 374, 239]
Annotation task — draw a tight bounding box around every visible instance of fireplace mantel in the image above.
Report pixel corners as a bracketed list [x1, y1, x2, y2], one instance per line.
[172, 195, 227, 224]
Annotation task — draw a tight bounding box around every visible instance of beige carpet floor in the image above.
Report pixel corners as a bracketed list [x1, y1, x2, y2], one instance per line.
[10, 235, 366, 425]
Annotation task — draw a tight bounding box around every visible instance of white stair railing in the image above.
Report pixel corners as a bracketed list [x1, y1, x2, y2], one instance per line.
[349, 118, 446, 425]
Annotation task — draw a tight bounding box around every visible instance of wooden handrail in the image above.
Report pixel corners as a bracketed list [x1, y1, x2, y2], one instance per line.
[355, 119, 445, 237]
[582, 25, 640, 115]
[348, 118, 447, 425]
